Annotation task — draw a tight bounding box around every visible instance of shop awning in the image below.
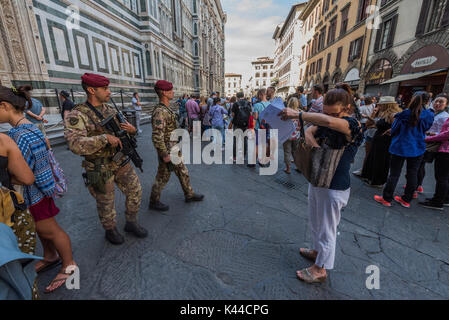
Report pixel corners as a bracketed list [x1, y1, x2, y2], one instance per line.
[381, 69, 447, 85]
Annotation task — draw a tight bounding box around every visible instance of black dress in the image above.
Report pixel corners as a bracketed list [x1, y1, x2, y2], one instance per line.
[361, 118, 392, 186]
[0, 155, 12, 188]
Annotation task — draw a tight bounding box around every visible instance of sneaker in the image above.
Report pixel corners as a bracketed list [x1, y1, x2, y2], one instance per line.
[403, 185, 424, 193]
[374, 195, 392, 207]
[418, 200, 444, 211]
[352, 169, 362, 176]
[413, 192, 418, 199]
[394, 196, 410, 208]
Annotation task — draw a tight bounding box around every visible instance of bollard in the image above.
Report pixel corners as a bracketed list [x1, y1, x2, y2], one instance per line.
[120, 90, 124, 110]
[70, 89, 74, 103]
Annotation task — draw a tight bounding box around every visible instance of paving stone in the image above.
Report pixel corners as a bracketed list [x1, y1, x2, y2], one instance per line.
[38, 125, 449, 299]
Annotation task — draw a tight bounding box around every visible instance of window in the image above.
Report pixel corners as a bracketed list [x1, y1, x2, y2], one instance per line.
[256, 80, 259, 86]
[270, 72, 273, 77]
[416, 0, 449, 36]
[317, 58, 323, 73]
[327, 17, 337, 45]
[193, 0, 197, 13]
[318, 28, 326, 51]
[348, 37, 364, 62]
[263, 72, 267, 78]
[145, 50, 152, 76]
[326, 53, 331, 71]
[322, 0, 330, 14]
[340, 5, 350, 36]
[336, 46, 342, 67]
[263, 80, 266, 86]
[357, 0, 371, 22]
[256, 72, 260, 78]
[374, 14, 398, 51]
[263, 65, 268, 69]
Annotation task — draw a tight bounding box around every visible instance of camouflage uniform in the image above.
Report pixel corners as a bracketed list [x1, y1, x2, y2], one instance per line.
[150, 102, 194, 202]
[64, 103, 142, 230]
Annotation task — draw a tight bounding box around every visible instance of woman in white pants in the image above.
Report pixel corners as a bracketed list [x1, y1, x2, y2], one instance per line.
[280, 83, 363, 283]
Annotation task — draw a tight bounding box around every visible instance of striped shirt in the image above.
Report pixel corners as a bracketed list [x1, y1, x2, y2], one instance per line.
[8, 123, 55, 207]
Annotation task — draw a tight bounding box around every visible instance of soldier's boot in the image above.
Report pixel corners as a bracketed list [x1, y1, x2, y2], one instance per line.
[185, 193, 204, 203]
[124, 221, 148, 238]
[149, 201, 169, 211]
[105, 227, 125, 245]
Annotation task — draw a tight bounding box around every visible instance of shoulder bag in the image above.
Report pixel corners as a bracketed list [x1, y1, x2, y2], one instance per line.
[293, 113, 346, 189]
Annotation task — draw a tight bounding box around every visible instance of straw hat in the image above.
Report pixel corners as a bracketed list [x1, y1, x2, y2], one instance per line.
[377, 96, 397, 104]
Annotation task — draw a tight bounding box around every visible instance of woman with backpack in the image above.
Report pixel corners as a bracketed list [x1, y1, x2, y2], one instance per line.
[0, 85, 76, 294]
[209, 97, 228, 150]
[374, 91, 434, 208]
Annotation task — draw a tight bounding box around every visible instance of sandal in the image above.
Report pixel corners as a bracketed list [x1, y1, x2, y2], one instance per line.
[44, 264, 77, 294]
[299, 248, 317, 262]
[296, 268, 327, 283]
[35, 258, 62, 274]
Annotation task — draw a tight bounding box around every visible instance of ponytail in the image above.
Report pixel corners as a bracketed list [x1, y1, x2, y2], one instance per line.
[0, 84, 33, 111]
[407, 91, 429, 127]
[16, 85, 33, 110]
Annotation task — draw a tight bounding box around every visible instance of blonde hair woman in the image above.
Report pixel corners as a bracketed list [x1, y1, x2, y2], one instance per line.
[361, 97, 405, 187]
[282, 96, 301, 174]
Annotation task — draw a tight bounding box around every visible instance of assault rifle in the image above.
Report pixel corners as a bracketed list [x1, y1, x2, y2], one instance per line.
[97, 98, 144, 172]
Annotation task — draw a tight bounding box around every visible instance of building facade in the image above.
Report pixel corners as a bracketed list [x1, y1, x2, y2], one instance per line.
[0, 0, 226, 112]
[250, 57, 275, 95]
[300, 0, 375, 94]
[224, 73, 242, 97]
[364, 0, 449, 104]
[273, 3, 307, 99]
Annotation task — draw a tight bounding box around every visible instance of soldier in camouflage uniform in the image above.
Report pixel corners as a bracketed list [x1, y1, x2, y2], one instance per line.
[64, 73, 147, 245]
[149, 80, 204, 211]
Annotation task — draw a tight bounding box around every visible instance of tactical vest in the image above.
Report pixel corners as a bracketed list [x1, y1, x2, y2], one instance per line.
[74, 103, 117, 163]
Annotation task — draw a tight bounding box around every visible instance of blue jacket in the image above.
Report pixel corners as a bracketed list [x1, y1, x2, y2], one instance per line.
[389, 109, 434, 157]
[0, 223, 42, 300]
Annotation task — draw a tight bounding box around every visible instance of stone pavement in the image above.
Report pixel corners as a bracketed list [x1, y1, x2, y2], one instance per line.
[37, 124, 449, 299]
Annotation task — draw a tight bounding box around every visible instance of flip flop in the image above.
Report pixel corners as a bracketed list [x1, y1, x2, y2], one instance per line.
[299, 248, 317, 262]
[44, 264, 77, 294]
[296, 268, 327, 284]
[35, 258, 62, 274]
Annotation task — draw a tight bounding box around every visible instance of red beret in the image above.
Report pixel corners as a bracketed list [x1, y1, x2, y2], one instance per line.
[81, 73, 110, 87]
[155, 80, 173, 91]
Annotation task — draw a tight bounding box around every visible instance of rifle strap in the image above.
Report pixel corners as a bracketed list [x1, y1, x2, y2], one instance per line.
[85, 101, 105, 121]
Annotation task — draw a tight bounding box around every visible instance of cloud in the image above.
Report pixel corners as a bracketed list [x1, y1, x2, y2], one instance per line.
[223, 1, 285, 85]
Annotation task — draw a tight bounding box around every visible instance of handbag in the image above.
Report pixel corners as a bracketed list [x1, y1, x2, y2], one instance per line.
[25, 128, 67, 198]
[293, 113, 346, 189]
[425, 141, 441, 153]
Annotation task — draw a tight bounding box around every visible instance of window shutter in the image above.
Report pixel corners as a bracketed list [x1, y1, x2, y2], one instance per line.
[387, 15, 398, 48]
[374, 24, 382, 52]
[348, 41, 354, 62]
[356, 0, 364, 22]
[442, 1, 449, 26]
[326, 53, 331, 71]
[336, 47, 342, 67]
[357, 37, 363, 58]
[416, 0, 431, 36]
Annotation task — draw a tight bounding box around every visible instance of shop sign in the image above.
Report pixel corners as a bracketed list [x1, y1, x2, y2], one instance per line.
[401, 44, 449, 74]
[411, 56, 437, 69]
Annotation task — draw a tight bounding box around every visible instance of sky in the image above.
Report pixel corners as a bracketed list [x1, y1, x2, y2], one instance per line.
[221, 0, 307, 86]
